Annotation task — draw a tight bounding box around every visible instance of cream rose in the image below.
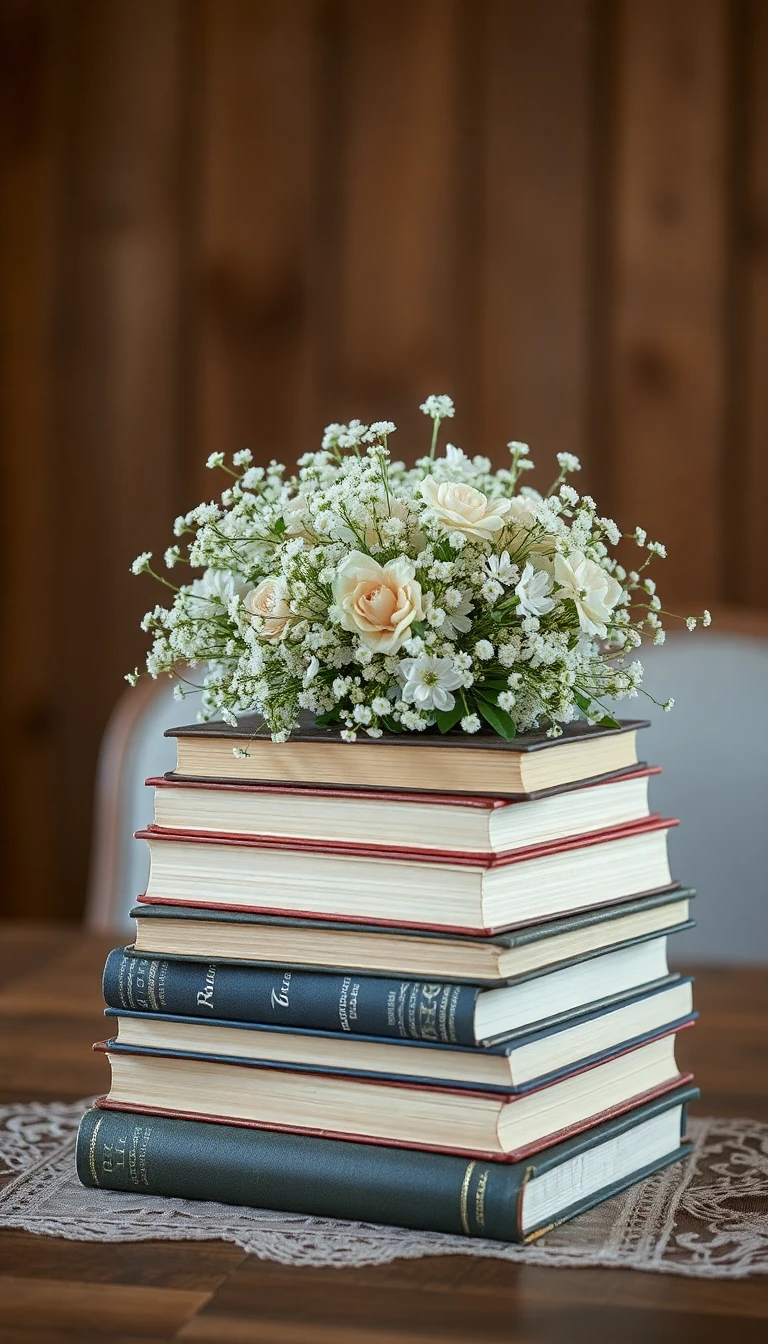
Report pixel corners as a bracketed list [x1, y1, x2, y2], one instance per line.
[333, 551, 423, 653]
[553, 550, 622, 639]
[419, 477, 511, 541]
[244, 577, 291, 640]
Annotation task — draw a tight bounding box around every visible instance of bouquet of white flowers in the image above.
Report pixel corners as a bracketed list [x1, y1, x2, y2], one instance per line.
[129, 395, 710, 743]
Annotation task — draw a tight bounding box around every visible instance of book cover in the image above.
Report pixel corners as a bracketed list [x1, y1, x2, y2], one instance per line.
[104, 944, 690, 1049]
[165, 714, 650, 753]
[77, 1083, 698, 1243]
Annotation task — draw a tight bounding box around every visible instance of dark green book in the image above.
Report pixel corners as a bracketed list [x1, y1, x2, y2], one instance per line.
[77, 1085, 697, 1243]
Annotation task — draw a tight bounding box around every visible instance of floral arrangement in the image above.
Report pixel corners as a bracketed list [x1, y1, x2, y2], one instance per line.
[129, 396, 710, 743]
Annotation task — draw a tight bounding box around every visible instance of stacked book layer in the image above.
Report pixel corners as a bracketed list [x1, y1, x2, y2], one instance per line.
[78, 716, 698, 1243]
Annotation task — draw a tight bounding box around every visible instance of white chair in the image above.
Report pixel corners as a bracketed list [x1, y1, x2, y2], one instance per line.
[632, 631, 768, 964]
[86, 671, 205, 934]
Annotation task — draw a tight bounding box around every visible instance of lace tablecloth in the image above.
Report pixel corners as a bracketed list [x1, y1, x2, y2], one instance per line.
[1, 1100, 767, 1277]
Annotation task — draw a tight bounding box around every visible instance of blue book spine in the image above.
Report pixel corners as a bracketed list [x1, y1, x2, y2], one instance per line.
[103, 948, 481, 1046]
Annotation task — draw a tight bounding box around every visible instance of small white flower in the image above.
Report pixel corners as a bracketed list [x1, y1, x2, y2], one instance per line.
[507, 440, 530, 456]
[474, 640, 494, 661]
[686, 617, 696, 631]
[653, 629, 666, 645]
[399, 654, 463, 712]
[371, 696, 391, 716]
[648, 541, 667, 558]
[485, 551, 519, 586]
[232, 746, 250, 759]
[557, 452, 581, 474]
[131, 551, 153, 575]
[498, 691, 516, 712]
[481, 578, 504, 603]
[124, 668, 140, 686]
[206, 452, 225, 470]
[634, 527, 647, 546]
[420, 394, 455, 421]
[461, 714, 481, 733]
[444, 443, 471, 472]
[233, 449, 253, 467]
[515, 563, 555, 617]
[663, 698, 675, 712]
[702, 609, 712, 627]
[303, 656, 320, 686]
[441, 590, 474, 639]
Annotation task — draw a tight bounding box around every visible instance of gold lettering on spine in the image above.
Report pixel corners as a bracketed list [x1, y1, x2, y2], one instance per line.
[87, 1115, 104, 1186]
[475, 1169, 489, 1228]
[459, 1160, 476, 1235]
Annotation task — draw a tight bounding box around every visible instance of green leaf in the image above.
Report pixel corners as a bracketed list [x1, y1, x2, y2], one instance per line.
[314, 710, 342, 727]
[273, 516, 287, 534]
[474, 685, 500, 705]
[573, 689, 621, 730]
[381, 715, 405, 734]
[476, 699, 517, 741]
[411, 620, 427, 638]
[597, 712, 621, 730]
[434, 702, 464, 734]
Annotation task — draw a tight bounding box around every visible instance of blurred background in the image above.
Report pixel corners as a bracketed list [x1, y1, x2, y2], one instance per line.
[1, 0, 766, 932]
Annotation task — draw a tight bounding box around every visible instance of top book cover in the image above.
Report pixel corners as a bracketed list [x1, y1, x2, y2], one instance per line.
[165, 715, 650, 798]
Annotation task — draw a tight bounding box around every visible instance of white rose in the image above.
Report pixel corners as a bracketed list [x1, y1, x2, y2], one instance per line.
[244, 577, 292, 640]
[554, 550, 622, 638]
[333, 551, 423, 653]
[419, 477, 512, 542]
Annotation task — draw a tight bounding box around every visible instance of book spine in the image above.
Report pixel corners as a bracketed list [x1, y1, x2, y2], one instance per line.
[103, 948, 480, 1045]
[76, 1106, 523, 1241]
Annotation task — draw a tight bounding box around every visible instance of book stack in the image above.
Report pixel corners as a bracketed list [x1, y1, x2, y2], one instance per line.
[78, 716, 698, 1243]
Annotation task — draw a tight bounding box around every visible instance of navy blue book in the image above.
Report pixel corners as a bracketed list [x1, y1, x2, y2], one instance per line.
[108, 920, 688, 1049]
[77, 1085, 698, 1243]
[103, 977, 695, 1093]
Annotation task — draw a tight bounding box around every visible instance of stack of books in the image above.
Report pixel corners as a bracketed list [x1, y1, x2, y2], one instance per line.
[78, 716, 698, 1243]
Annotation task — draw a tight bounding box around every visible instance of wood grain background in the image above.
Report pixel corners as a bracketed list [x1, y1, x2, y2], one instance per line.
[1, 0, 766, 921]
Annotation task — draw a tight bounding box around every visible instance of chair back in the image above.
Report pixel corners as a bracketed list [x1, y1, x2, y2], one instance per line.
[635, 631, 768, 963]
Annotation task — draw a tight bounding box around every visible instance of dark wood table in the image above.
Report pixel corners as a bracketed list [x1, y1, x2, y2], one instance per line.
[0, 924, 767, 1342]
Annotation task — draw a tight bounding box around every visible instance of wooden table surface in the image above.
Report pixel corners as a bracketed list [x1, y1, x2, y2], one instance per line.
[0, 924, 767, 1343]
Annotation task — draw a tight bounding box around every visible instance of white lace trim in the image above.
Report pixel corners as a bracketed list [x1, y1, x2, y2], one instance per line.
[1, 1101, 767, 1275]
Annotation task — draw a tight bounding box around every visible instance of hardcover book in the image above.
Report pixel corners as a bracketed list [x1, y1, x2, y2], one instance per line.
[104, 978, 695, 1092]
[94, 1027, 692, 1160]
[165, 715, 649, 798]
[129, 888, 695, 983]
[148, 766, 659, 856]
[77, 1085, 699, 1243]
[104, 936, 683, 1048]
[135, 816, 677, 934]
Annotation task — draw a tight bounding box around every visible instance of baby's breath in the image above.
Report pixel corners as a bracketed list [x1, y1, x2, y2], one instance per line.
[130, 396, 707, 739]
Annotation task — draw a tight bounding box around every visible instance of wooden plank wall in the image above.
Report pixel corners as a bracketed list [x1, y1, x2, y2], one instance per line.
[1, 0, 766, 920]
